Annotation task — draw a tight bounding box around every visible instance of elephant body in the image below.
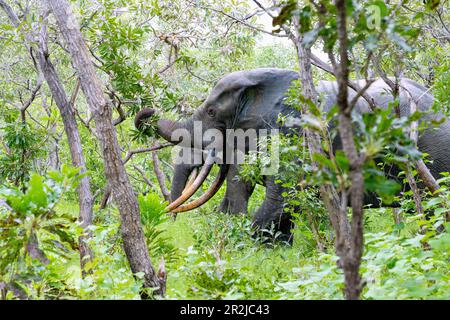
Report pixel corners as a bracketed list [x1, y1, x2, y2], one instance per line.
[136, 68, 448, 243]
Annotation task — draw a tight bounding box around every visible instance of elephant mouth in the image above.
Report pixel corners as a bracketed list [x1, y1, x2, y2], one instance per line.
[165, 149, 230, 213]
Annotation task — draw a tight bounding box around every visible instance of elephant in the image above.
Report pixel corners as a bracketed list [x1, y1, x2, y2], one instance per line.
[135, 68, 450, 243]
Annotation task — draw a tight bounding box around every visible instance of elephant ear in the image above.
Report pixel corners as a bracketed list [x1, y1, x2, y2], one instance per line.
[228, 68, 299, 129]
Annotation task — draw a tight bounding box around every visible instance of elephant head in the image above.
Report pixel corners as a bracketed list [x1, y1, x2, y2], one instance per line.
[134, 68, 299, 214]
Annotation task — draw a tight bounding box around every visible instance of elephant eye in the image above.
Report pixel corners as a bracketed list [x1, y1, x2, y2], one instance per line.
[207, 108, 216, 118]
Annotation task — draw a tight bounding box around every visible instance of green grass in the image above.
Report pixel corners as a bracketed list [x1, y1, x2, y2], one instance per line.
[53, 186, 448, 300]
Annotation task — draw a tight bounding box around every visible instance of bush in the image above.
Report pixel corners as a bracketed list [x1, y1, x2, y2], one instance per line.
[138, 192, 178, 264]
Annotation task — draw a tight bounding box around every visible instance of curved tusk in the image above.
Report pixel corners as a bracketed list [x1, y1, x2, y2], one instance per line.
[165, 150, 215, 212]
[172, 165, 229, 213]
[182, 167, 199, 194]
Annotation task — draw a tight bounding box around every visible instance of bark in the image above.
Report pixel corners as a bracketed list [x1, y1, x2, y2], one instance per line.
[0, 1, 20, 26]
[26, 231, 50, 265]
[291, 15, 350, 255]
[415, 160, 440, 193]
[46, 0, 164, 297]
[334, 0, 365, 300]
[404, 91, 425, 228]
[47, 120, 61, 170]
[405, 92, 448, 223]
[0, 0, 94, 275]
[99, 185, 111, 210]
[406, 165, 425, 224]
[37, 10, 94, 275]
[304, 207, 326, 252]
[375, 61, 445, 222]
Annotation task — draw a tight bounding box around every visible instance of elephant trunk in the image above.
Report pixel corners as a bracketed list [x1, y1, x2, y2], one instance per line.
[135, 108, 228, 213]
[134, 108, 193, 145]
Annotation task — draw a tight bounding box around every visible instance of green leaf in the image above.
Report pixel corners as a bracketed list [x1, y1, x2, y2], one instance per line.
[26, 174, 48, 209]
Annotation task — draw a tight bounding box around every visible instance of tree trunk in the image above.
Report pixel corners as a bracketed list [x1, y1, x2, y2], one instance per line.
[46, 0, 164, 297]
[335, 0, 365, 300]
[0, 0, 94, 276]
[291, 15, 350, 257]
[99, 185, 111, 210]
[37, 10, 94, 276]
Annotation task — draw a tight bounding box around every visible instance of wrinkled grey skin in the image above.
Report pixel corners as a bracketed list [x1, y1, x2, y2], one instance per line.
[136, 68, 449, 244]
[218, 164, 255, 214]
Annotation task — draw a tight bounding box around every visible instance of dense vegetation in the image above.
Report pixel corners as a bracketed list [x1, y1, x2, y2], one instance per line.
[0, 0, 449, 300]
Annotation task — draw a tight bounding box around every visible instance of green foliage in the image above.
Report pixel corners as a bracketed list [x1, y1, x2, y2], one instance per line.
[0, 0, 449, 301]
[75, 222, 142, 300]
[283, 80, 426, 206]
[165, 211, 290, 300]
[431, 44, 450, 114]
[0, 167, 82, 299]
[0, 168, 146, 300]
[2, 171, 448, 300]
[138, 192, 178, 264]
[130, 112, 161, 142]
[353, 107, 423, 203]
[244, 43, 297, 70]
[164, 197, 450, 300]
[276, 254, 344, 299]
[276, 224, 450, 300]
[362, 227, 449, 299]
[0, 121, 42, 189]
[84, 0, 156, 113]
[238, 151, 265, 186]
[284, 186, 332, 251]
[180, 246, 250, 299]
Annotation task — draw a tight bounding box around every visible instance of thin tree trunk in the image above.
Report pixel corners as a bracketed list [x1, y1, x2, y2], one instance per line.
[37, 9, 94, 275]
[152, 151, 170, 202]
[335, 0, 365, 300]
[99, 185, 111, 210]
[0, 0, 94, 276]
[404, 91, 426, 229]
[133, 165, 155, 188]
[415, 160, 440, 193]
[46, 0, 164, 297]
[393, 208, 403, 225]
[45, 93, 61, 170]
[291, 15, 350, 256]
[373, 55, 442, 216]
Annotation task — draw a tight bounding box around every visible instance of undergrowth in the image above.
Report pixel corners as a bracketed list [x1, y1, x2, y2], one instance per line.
[1, 169, 449, 299]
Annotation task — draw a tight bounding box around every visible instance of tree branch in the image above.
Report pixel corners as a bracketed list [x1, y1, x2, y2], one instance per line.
[187, 0, 288, 38]
[152, 151, 170, 202]
[123, 142, 173, 164]
[132, 164, 155, 188]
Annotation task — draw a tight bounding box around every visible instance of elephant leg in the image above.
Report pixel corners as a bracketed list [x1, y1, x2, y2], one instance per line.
[219, 165, 255, 215]
[252, 177, 293, 245]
